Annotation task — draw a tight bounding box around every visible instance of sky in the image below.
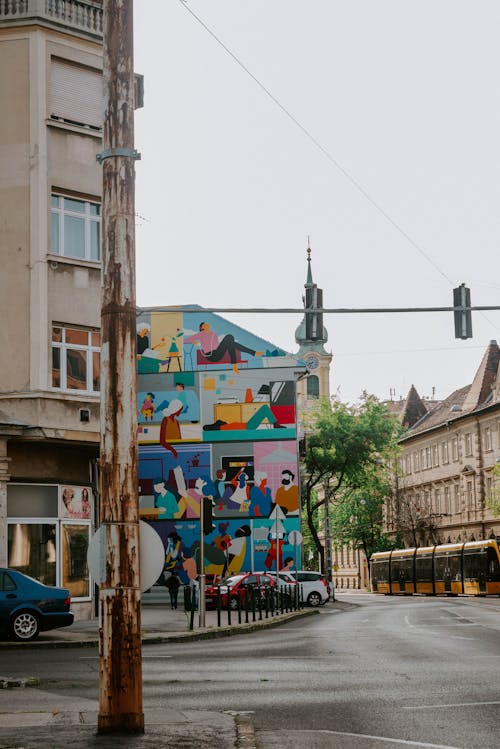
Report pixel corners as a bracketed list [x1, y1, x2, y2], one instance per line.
[132, 1, 500, 405]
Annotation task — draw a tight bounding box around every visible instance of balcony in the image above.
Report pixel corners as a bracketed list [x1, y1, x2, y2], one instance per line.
[0, 0, 103, 41]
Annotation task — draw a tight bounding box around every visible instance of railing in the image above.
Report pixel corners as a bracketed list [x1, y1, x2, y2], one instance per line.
[0, 0, 103, 39]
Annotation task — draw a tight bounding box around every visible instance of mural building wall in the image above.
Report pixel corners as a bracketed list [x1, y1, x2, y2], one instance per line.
[137, 308, 304, 585]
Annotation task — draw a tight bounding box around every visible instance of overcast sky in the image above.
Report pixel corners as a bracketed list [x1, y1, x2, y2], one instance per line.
[132, 1, 500, 404]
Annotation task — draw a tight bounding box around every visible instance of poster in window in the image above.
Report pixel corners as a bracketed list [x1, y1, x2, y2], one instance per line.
[60, 485, 92, 520]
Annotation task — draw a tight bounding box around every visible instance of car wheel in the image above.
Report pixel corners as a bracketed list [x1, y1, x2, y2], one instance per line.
[307, 591, 322, 607]
[10, 611, 41, 641]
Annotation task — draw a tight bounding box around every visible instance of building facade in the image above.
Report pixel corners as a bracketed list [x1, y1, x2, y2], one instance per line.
[0, 2, 104, 619]
[387, 341, 500, 547]
[136, 308, 306, 579]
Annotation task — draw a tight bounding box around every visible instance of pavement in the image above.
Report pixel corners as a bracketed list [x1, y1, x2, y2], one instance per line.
[0, 585, 323, 749]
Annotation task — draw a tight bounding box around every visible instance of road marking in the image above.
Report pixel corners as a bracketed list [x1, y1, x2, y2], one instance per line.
[403, 700, 500, 710]
[314, 730, 462, 748]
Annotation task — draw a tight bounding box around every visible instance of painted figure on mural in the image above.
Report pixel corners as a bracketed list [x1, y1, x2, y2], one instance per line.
[203, 403, 285, 432]
[225, 469, 250, 512]
[273, 469, 299, 514]
[249, 471, 273, 517]
[140, 392, 156, 421]
[153, 478, 180, 518]
[159, 399, 184, 458]
[136, 322, 150, 356]
[164, 530, 189, 583]
[184, 321, 264, 375]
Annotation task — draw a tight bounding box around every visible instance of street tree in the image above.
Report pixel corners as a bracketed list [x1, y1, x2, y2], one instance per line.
[300, 394, 402, 574]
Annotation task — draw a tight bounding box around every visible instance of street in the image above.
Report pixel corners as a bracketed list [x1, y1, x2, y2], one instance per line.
[1, 594, 500, 748]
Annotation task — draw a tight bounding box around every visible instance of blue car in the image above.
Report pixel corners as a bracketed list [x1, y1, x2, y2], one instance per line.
[0, 568, 74, 642]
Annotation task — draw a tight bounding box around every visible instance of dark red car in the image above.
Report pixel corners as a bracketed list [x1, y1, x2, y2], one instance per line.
[205, 572, 277, 610]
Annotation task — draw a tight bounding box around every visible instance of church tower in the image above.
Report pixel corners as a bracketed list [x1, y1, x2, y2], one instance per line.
[295, 244, 333, 408]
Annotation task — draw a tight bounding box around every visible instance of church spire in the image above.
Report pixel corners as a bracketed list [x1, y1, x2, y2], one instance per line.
[295, 240, 329, 354]
[305, 237, 313, 287]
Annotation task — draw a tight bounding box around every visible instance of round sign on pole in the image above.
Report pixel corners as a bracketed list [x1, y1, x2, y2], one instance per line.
[288, 530, 303, 547]
[87, 520, 165, 593]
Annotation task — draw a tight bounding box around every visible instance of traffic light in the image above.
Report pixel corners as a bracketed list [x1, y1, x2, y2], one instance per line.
[202, 496, 214, 535]
[453, 283, 472, 340]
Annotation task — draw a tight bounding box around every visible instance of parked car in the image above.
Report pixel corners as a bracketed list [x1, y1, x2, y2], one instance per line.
[205, 572, 277, 610]
[293, 570, 330, 606]
[0, 568, 74, 642]
[261, 570, 298, 590]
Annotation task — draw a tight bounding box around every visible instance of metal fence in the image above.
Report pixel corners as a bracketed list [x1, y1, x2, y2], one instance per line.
[184, 584, 304, 630]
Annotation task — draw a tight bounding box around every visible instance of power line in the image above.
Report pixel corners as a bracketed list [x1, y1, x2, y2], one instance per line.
[178, 1, 452, 284]
[177, 3, 499, 335]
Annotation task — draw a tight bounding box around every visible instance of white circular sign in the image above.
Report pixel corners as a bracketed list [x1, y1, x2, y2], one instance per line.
[87, 520, 165, 593]
[288, 530, 303, 547]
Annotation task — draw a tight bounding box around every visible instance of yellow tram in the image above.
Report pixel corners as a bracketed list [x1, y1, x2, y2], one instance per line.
[370, 539, 500, 596]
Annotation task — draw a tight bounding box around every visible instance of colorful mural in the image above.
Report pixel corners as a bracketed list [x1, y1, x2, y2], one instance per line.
[137, 308, 304, 580]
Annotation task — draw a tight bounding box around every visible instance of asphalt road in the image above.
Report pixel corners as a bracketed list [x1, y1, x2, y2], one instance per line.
[2, 593, 500, 748]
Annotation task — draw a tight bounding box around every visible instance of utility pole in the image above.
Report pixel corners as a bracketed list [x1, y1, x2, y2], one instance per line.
[97, 0, 143, 733]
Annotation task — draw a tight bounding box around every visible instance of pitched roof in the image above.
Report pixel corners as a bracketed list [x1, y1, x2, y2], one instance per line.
[400, 385, 428, 428]
[400, 340, 500, 440]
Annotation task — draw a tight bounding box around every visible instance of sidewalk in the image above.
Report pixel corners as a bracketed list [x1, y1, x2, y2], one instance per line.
[0, 584, 319, 650]
[0, 589, 321, 748]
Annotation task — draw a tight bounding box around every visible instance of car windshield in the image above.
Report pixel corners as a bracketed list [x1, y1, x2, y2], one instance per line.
[219, 575, 243, 586]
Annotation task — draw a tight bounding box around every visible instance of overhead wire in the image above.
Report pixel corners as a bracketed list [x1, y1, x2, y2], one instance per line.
[177, 1, 498, 334]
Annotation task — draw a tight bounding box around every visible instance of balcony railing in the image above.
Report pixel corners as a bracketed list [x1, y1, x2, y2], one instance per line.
[0, 0, 103, 40]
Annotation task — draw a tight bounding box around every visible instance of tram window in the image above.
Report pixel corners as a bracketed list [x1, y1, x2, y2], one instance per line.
[372, 560, 389, 582]
[415, 555, 433, 581]
[448, 554, 461, 579]
[463, 550, 485, 580]
[486, 548, 500, 581]
[434, 554, 460, 580]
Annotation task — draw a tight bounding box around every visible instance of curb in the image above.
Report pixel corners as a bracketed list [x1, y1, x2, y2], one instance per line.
[0, 608, 319, 651]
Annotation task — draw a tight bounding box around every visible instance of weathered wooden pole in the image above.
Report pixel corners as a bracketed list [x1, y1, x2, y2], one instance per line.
[97, 0, 144, 733]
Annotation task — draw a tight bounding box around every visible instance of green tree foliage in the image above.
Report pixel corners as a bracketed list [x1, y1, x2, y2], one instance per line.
[300, 394, 402, 573]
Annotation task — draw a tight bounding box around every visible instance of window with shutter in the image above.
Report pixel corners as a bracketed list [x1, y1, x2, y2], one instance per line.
[50, 58, 102, 130]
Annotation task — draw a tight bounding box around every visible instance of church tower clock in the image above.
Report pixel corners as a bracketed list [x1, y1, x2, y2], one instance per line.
[295, 244, 332, 408]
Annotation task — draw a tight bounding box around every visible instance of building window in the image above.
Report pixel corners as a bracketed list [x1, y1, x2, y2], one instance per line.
[413, 451, 420, 472]
[442, 441, 449, 464]
[466, 480, 474, 510]
[432, 444, 439, 467]
[484, 426, 492, 451]
[51, 194, 101, 261]
[50, 58, 102, 130]
[425, 447, 431, 469]
[451, 436, 459, 461]
[306, 375, 320, 398]
[464, 432, 473, 456]
[435, 489, 441, 515]
[486, 475, 493, 500]
[52, 325, 100, 393]
[454, 484, 461, 514]
[444, 486, 451, 515]
[405, 455, 412, 475]
[421, 448, 426, 470]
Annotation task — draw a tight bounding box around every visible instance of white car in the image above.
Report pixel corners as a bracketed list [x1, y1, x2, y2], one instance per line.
[293, 570, 330, 606]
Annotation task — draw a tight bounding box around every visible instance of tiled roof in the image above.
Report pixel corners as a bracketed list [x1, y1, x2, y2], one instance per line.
[400, 341, 500, 440]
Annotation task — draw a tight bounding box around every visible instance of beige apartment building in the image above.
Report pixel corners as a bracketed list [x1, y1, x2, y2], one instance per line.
[387, 340, 500, 548]
[0, 1, 104, 619]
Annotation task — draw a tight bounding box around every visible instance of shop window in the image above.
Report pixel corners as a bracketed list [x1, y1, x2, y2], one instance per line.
[7, 484, 92, 600]
[61, 524, 90, 598]
[8, 523, 57, 587]
[51, 194, 101, 261]
[52, 325, 100, 393]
